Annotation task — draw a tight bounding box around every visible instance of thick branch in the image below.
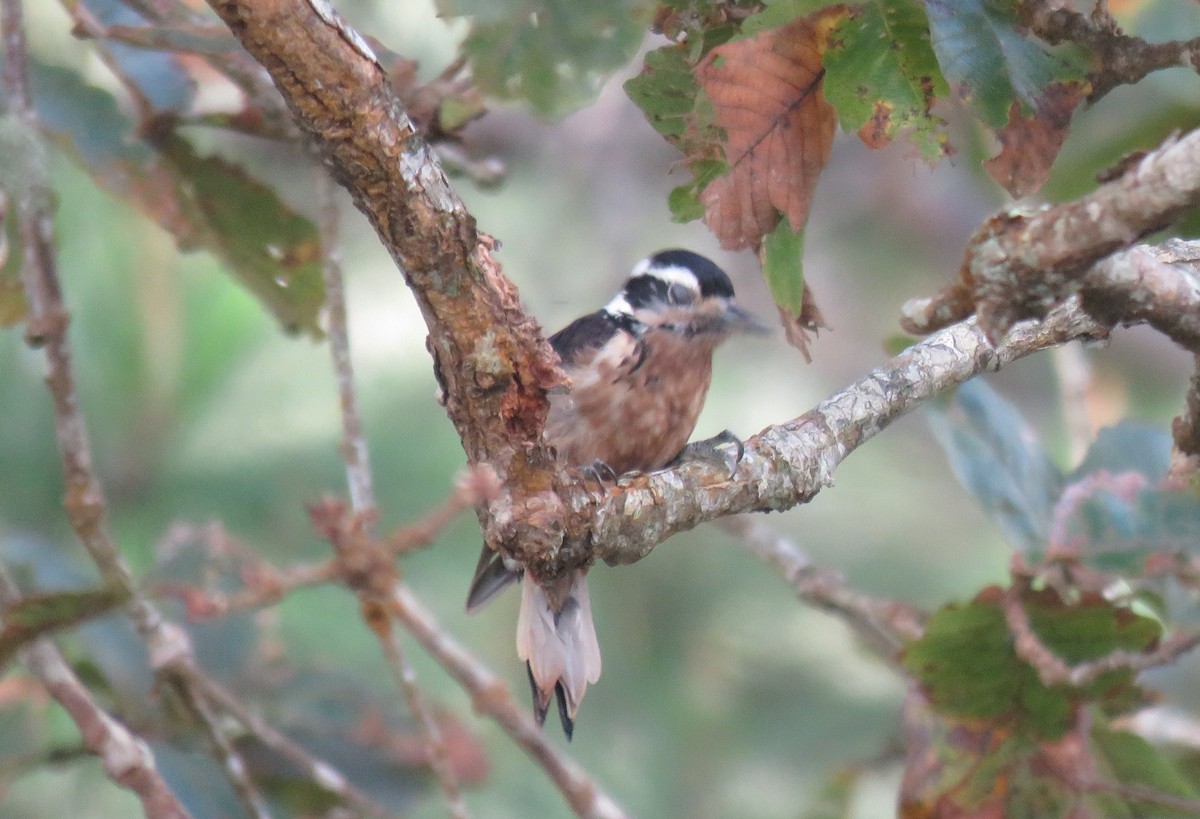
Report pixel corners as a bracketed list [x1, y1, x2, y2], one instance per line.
[1081, 239, 1200, 353]
[903, 128, 1200, 340]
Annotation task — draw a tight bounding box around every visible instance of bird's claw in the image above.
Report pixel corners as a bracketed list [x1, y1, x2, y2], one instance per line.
[579, 459, 619, 494]
[674, 429, 745, 479]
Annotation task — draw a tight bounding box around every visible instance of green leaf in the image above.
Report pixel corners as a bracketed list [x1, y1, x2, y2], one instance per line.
[925, 0, 1087, 128]
[903, 696, 1199, 817]
[1091, 725, 1200, 817]
[667, 158, 727, 222]
[926, 379, 1063, 553]
[624, 45, 704, 141]
[740, 0, 837, 38]
[0, 586, 131, 669]
[24, 63, 173, 200]
[931, 390, 1200, 568]
[159, 137, 325, 337]
[626, 44, 729, 223]
[1072, 423, 1172, 484]
[441, 0, 651, 118]
[823, 0, 949, 160]
[23, 64, 325, 336]
[904, 588, 1161, 740]
[763, 217, 806, 314]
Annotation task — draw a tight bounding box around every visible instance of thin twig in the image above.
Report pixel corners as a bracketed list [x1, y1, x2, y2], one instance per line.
[1078, 775, 1200, 814]
[317, 163, 468, 816]
[0, 565, 192, 819]
[384, 465, 500, 556]
[715, 515, 925, 659]
[2, 0, 194, 680]
[390, 584, 629, 819]
[1051, 344, 1095, 467]
[1002, 583, 1200, 688]
[318, 166, 376, 516]
[178, 555, 341, 619]
[3, 5, 214, 814]
[169, 464, 497, 618]
[171, 679, 272, 819]
[6, 10, 385, 814]
[183, 669, 398, 819]
[369, 604, 469, 819]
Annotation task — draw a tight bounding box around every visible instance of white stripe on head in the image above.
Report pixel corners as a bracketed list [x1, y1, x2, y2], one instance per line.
[630, 259, 701, 292]
[604, 293, 634, 315]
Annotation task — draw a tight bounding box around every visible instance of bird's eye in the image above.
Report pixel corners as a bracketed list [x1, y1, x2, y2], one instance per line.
[668, 283, 695, 305]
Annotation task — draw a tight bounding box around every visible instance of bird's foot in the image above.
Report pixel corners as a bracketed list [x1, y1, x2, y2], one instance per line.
[672, 429, 745, 478]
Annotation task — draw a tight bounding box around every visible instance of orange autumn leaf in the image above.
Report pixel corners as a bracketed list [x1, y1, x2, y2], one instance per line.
[695, 10, 845, 250]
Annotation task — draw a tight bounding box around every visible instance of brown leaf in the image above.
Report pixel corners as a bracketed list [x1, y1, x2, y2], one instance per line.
[776, 280, 828, 363]
[695, 11, 843, 249]
[984, 83, 1086, 198]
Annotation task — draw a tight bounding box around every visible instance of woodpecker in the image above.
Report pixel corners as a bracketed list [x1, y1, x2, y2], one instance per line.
[466, 249, 764, 738]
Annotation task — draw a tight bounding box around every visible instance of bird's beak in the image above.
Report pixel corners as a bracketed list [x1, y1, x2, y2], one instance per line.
[722, 301, 771, 335]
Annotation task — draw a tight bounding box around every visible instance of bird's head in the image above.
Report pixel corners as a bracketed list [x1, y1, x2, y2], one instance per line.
[604, 249, 767, 340]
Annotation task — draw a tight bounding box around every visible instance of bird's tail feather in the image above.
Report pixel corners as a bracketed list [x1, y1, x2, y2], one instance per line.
[465, 545, 521, 613]
[517, 570, 601, 739]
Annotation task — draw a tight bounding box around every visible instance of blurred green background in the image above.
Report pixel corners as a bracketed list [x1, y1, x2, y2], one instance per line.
[3, 1, 1199, 817]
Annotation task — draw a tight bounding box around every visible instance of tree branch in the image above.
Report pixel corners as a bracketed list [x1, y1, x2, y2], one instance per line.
[176, 667, 399, 819]
[370, 607, 469, 819]
[6, 8, 401, 813]
[903, 128, 1200, 341]
[1021, 0, 1200, 101]
[174, 684, 272, 819]
[715, 515, 925, 659]
[317, 164, 377, 517]
[1081, 239, 1200, 353]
